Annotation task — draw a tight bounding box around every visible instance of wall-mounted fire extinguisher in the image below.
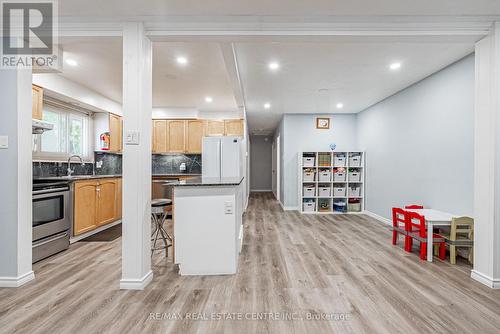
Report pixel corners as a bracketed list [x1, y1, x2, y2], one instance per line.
[100, 132, 110, 150]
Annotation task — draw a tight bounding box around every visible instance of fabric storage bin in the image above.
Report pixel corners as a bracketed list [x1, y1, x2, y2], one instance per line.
[334, 154, 347, 167]
[303, 200, 316, 212]
[303, 185, 316, 197]
[348, 171, 361, 182]
[303, 170, 315, 182]
[302, 156, 315, 167]
[333, 200, 347, 213]
[348, 202, 362, 212]
[318, 186, 331, 197]
[333, 172, 346, 182]
[318, 199, 331, 212]
[318, 169, 331, 182]
[333, 185, 347, 197]
[349, 153, 362, 167]
[348, 185, 361, 197]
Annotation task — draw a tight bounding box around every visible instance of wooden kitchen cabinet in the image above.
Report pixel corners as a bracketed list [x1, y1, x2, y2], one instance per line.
[32, 85, 43, 120]
[73, 180, 99, 235]
[167, 120, 186, 153]
[73, 178, 122, 236]
[186, 120, 205, 153]
[96, 179, 119, 226]
[224, 119, 244, 136]
[153, 120, 168, 153]
[109, 113, 123, 153]
[205, 120, 225, 136]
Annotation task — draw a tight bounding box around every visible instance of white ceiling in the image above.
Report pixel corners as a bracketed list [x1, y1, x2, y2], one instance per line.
[59, 0, 500, 17]
[56, 36, 476, 135]
[235, 41, 475, 133]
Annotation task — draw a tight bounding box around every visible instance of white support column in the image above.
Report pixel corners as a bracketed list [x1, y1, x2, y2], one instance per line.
[120, 22, 153, 290]
[0, 68, 34, 287]
[472, 22, 500, 289]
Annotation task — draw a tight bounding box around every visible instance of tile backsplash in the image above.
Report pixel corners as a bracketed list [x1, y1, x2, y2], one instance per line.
[32, 161, 94, 178]
[94, 152, 122, 175]
[152, 154, 202, 175]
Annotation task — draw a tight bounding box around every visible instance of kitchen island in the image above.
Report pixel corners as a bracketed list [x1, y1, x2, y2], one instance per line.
[169, 176, 245, 276]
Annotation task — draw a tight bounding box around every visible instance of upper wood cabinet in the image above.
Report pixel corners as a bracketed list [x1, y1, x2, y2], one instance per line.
[186, 120, 205, 154]
[167, 120, 186, 153]
[73, 178, 122, 236]
[153, 120, 168, 153]
[151, 118, 245, 154]
[109, 114, 123, 153]
[224, 119, 244, 136]
[206, 120, 225, 136]
[32, 85, 43, 120]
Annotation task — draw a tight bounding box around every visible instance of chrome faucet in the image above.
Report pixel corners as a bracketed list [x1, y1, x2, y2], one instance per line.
[67, 155, 84, 177]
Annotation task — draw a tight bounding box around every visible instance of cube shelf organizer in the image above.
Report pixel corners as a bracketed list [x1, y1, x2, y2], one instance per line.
[300, 151, 364, 214]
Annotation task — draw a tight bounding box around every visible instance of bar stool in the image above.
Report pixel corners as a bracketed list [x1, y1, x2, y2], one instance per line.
[151, 198, 173, 257]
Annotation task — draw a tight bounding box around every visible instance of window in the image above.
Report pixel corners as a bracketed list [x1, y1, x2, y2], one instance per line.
[33, 105, 91, 161]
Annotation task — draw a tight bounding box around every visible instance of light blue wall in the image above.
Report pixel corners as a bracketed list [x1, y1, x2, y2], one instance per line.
[357, 54, 475, 219]
[281, 114, 358, 208]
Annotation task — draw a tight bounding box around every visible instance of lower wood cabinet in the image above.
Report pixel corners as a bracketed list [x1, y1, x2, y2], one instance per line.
[73, 178, 122, 236]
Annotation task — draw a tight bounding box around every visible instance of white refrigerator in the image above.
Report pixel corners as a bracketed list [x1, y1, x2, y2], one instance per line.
[202, 136, 243, 179]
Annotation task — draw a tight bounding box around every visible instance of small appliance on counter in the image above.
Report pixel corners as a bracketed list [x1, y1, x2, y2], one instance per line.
[32, 180, 71, 263]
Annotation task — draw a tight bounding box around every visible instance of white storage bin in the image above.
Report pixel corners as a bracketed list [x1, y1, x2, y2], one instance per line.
[348, 171, 361, 182]
[333, 186, 347, 197]
[303, 186, 316, 197]
[318, 170, 331, 182]
[349, 154, 362, 167]
[348, 185, 361, 197]
[348, 202, 362, 212]
[303, 201, 316, 212]
[318, 186, 331, 197]
[303, 156, 315, 167]
[334, 154, 347, 167]
[334, 172, 346, 182]
[303, 170, 315, 182]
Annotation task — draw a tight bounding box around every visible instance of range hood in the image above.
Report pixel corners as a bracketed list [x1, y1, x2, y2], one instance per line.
[32, 119, 54, 134]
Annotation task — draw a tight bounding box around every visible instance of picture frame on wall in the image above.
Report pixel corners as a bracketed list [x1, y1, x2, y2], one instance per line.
[316, 117, 330, 129]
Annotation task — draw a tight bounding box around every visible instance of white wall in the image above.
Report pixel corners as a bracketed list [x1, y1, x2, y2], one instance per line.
[250, 135, 273, 191]
[357, 54, 475, 220]
[281, 114, 358, 208]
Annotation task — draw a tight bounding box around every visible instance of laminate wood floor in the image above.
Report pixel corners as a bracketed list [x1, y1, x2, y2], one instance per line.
[2, 192, 500, 334]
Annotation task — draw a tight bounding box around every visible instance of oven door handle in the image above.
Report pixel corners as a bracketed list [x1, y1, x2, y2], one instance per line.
[33, 187, 70, 196]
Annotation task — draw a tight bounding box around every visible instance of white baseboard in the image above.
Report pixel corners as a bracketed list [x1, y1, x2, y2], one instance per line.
[250, 189, 272, 192]
[363, 210, 392, 225]
[277, 200, 298, 211]
[120, 270, 153, 290]
[471, 270, 500, 289]
[0, 270, 35, 288]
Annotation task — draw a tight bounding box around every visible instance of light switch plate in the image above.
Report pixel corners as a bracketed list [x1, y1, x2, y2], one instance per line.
[224, 201, 234, 214]
[0, 136, 8, 149]
[125, 131, 140, 145]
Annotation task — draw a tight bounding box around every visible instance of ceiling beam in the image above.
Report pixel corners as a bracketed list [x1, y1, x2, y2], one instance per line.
[219, 42, 246, 111]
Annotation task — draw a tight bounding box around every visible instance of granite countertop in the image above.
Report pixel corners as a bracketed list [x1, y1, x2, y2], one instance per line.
[33, 174, 122, 181]
[164, 176, 244, 187]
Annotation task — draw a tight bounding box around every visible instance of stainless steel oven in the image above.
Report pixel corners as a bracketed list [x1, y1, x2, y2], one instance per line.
[32, 181, 71, 263]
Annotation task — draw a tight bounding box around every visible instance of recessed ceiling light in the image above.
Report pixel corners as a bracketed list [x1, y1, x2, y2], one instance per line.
[205, 96, 213, 103]
[176, 56, 188, 65]
[264, 102, 271, 109]
[65, 58, 78, 67]
[389, 62, 402, 71]
[336, 103, 344, 109]
[268, 62, 280, 71]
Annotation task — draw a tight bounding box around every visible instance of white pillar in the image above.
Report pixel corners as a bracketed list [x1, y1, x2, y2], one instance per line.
[120, 22, 153, 290]
[472, 22, 500, 289]
[0, 68, 34, 287]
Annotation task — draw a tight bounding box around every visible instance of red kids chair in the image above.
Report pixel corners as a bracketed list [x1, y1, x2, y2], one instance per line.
[392, 208, 410, 251]
[405, 205, 424, 210]
[407, 211, 446, 260]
